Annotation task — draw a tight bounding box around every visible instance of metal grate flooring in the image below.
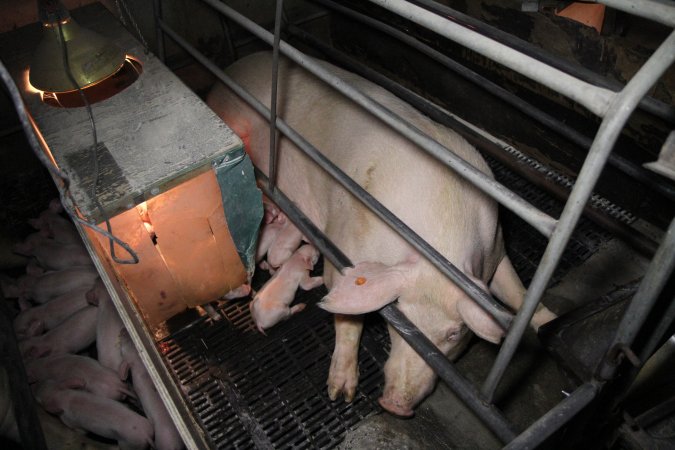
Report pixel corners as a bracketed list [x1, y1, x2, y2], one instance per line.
[160, 156, 626, 449]
[163, 282, 390, 449]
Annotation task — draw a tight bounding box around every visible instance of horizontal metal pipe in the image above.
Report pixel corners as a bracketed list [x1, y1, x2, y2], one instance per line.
[598, 0, 675, 28]
[503, 383, 598, 450]
[410, 0, 675, 123]
[482, 29, 675, 401]
[199, 0, 558, 237]
[367, 0, 615, 117]
[288, 25, 659, 258]
[309, 0, 675, 202]
[379, 305, 518, 443]
[157, 19, 515, 329]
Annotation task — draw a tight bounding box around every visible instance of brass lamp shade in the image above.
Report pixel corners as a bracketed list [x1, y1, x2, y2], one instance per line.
[29, 18, 125, 93]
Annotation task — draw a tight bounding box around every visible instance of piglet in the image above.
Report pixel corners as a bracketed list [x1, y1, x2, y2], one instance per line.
[119, 330, 184, 450]
[25, 354, 135, 401]
[86, 278, 126, 372]
[223, 283, 252, 300]
[256, 213, 286, 266]
[28, 206, 80, 245]
[13, 286, 90, 339]
[19, 306, 97, 359]
[0, 274, 20, 299]
[20, 266, 98, 304]
[250, 244, 323, 333]
[34, 379, 153, 450]
[13, 239, 91, 271]
[265, 220, 304, 270]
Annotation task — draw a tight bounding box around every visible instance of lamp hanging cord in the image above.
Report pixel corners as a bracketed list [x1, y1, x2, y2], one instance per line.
[55, 21, 138, 264]
[0, 59, 139, 262]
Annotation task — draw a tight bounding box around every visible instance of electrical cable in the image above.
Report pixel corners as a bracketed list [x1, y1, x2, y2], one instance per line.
[0, 44, 138, 264]
[55, 20, 138, 264]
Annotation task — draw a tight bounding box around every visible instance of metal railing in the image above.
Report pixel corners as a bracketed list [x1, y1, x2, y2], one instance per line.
[152, 0, 675, 447]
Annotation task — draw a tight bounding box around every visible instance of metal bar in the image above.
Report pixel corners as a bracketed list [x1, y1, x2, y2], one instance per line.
[199, 0, 557, 237]
[503, 383, 599, 450]
[597, 216, 675, 380]
[268, 0, 284, 191]
[367, 0, 615, 117]
[380, 306, 518, 443]
[311, 0, 675, 202]
[257, 171, 352, 269]
[482, 30, 675, 401]
[410, 0, 675, 122]
[258, 174, 518, 443]
[597, 0, 675, 28]
[152, 0, 166, 62]
[157, 18, 515, 329]
[638, 292, 675, 365]
[0, 291, 48, 450]
[287, 24, 660, 258]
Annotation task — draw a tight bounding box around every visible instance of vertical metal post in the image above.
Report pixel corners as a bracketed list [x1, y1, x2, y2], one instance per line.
[482, 30, 675, 401]
[268, 0, 284, 192]
[0, 292, 48, 450]
[152, 0, 166, 62]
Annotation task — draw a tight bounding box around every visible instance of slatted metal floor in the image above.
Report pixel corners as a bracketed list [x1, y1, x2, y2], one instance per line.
[159, 154, 626, 449]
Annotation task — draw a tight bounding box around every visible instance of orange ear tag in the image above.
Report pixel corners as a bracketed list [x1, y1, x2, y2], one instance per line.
[355, 277, 367, 286]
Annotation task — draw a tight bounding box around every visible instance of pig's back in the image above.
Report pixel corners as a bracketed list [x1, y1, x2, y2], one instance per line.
[211, 52, 503, 280]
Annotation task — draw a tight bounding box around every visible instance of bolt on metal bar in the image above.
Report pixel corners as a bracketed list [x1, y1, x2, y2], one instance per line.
[503, 383, 599, 450]
[152, 0, 165, 62]
[597, 216, 675, 380]
[409, 0, 675, 122]
[482, 30, 675, 401]
[268, 0, 284, 192]
[598, 0, 675, 28]
[311, 0, 675, 202]
[199, 0, 557, 237]
[156, 18, 515, 329]
[367, 0, 615, 117]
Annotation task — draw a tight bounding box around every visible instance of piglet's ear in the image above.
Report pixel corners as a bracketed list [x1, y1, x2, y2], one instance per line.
[318, 259, 418, 315]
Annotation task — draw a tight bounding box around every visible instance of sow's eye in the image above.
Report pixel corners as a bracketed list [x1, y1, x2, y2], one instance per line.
[355, 277, 367, 285]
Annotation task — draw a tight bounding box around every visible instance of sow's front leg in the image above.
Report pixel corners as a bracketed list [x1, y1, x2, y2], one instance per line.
[327, 314, 363, 403]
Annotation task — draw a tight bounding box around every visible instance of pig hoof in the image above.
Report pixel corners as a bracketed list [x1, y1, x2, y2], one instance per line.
[378, 397, 414, 418]
[326, 381, 357, 403]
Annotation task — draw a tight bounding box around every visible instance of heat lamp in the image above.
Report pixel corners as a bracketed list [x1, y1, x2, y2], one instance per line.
[29, 0, 141, 107]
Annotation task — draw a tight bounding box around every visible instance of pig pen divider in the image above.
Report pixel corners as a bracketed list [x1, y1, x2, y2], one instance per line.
[152, 0, 675, 447]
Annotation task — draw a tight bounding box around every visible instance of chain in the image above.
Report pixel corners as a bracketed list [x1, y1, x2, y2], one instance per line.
[115, 0, 149, 53]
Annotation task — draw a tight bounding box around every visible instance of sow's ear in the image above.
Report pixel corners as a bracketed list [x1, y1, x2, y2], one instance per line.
[318, 258, 418, 315]
[456, 288, 505, 345]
